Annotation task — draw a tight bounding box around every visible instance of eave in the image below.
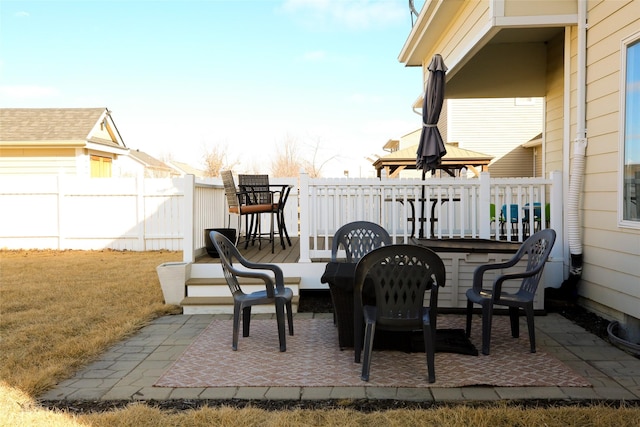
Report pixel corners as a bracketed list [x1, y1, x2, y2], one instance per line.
[399, 0, 578, 100]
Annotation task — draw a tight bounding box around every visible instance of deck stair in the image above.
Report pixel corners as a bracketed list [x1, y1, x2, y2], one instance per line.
[181, 276, 301, 315]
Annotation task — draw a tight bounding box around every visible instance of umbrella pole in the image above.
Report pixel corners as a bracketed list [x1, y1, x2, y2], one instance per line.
[419, 169, 426, 238]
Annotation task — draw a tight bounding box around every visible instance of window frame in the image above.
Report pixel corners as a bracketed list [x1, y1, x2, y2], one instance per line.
[619, 31, 640, 229]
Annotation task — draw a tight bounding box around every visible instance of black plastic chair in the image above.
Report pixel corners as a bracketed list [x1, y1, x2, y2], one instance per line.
[354, 245, 445, 383]
[465, 228, 556, 355]
[326, 221, 392, 349]
[331, 221, 392, 263]
[210, 230, 294, 352]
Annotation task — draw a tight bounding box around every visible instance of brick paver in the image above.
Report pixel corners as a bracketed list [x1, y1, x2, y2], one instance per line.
[39, 313, 640, 404]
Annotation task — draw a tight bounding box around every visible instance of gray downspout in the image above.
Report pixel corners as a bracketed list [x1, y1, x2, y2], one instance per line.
[559, 0, 588, 300]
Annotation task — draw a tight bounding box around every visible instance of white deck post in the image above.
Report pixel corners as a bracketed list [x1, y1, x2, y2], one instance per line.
[479, 172, 491, 239]
[298, 171, 311, 263]
[183, 174, 195, 263]
[546, 170, 566, 286]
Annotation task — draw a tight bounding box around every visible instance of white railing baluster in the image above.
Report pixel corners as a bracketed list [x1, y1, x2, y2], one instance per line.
[297, 173, 559, 260]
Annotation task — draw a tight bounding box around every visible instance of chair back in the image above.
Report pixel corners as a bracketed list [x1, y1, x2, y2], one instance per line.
[221, 170, 240, 209]
[354, 245, 445, 329]
[501, 204, 519, 223]
[331, 221, 392, 262]
[238, 174, 271, 204]
[515, 228, 556, 296]
[489, 203, 496, 222]
[210, 230, 277, 297]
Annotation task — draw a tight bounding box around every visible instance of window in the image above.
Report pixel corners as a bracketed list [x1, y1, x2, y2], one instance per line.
[622, 37, 640, 224]
[90, 155, 112, 178]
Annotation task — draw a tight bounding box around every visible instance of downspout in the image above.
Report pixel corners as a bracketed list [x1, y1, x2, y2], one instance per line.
[561, 0, 588, 300]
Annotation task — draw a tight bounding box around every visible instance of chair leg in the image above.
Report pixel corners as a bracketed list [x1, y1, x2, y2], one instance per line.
[360, 320, 376, 381]
[275, 300, 287, 352]
[465, 300, 473, 337]
[276, 210, 286, 250]
[509, 306, 520, 338]
[235, 215, 242, 246]
[270, 211, 275, 254]
[423, 320, 435, 383]
[246, 214, 257, 249]
[280, 208, 291, 246]
[481, 303, 493, 355]
[232, 303, 241, 351]
[242, 306, 251, 337]
[286, 300, 294, 336]
[525, 305, 536, 353]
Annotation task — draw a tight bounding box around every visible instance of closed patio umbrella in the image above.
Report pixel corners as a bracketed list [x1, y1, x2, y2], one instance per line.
[416, 54, 448, 238]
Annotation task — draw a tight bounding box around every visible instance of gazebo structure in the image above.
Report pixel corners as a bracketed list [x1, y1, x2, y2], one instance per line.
[372, 143, 493, 178]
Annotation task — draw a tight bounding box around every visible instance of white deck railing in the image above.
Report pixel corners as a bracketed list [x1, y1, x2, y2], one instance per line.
[298, 171, 563, 262]
[1, 172, 562, 265]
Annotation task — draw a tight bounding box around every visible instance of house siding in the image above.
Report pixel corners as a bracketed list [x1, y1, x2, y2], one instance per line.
[503, 0, 577, 17]
[0, 148, 77, 175]
[421, 1, 490, 85]
[544, 32, 566, 175]
[447, 98, 542, 177]
[580, 0, 640, 320]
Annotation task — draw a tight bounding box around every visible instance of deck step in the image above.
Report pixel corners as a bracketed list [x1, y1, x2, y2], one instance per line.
[186, 276, 301, 286]
[181, 295, 300, 315]
[182, 276, 301, 315]
[186, 277, 301, 297]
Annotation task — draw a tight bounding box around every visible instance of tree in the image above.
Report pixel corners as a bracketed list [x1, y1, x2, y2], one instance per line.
[202, 144, 238, 177]
[271, 135, 337, 178]
[301, 137, 337, 178]
[271, 135, 303, 177]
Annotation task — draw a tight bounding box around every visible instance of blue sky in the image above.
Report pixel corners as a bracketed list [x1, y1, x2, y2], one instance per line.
[0, 0, 424, 177]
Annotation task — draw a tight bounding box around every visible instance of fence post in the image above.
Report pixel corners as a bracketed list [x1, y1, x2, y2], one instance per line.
[298, 171, 311, 263]
[57, 174, 64, 250]
[136, 174, 146, 251]
[479, 172, 491, 239]
[183, 174, 195, 263]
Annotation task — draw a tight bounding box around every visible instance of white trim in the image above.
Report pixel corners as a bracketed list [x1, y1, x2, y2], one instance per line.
[494, 14, 578, 27]
[563, 27, 572, 267]
[445, 22, 498, 81]
[619, 30, 640, 229]
[491, 0, 505, 18]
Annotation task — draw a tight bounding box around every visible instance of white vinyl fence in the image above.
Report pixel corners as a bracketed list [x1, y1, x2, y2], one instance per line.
[0, 175, 299, 253]
[0, 175, 222, 251]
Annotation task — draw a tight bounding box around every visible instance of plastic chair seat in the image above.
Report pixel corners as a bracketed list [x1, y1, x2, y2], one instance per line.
[355, 244, 445, 383]
[465, 228, 556, 355]
[210, 230, 294, 352]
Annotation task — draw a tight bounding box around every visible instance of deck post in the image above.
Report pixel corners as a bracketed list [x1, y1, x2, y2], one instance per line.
[547, 170, 565, 285]
[479, 172, 491, 239]
[298, 171, 311, 262]
[183, 174, 195, 263]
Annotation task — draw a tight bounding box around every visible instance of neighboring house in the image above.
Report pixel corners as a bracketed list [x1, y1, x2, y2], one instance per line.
[445, 97, 544, 177]
[373, 130, 493, 178]
[400, 1, 639, 333]
[382, 97, 543, 179]
[166, 160, 207, 178]
[116, 149, 179, 178]
[0, 108, 128, 177]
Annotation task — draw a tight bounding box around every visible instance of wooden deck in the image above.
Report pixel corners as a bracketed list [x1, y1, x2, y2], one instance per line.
[196, 237, 301, 264]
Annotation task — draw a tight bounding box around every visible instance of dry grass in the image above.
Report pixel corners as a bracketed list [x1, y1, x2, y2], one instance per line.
[0, 249, 182, 394]
[1, 249, 639, 426]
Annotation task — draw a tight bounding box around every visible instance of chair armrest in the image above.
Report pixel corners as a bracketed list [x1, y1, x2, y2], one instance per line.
[229, 269, 276, 296]
[492, 263, 546, 297]
[234, 257, 285, 290]
[238, 186, 277, 205]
